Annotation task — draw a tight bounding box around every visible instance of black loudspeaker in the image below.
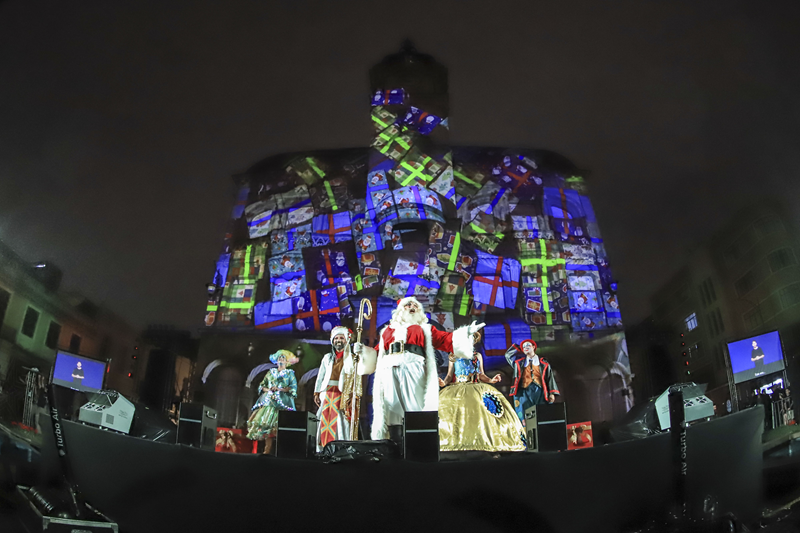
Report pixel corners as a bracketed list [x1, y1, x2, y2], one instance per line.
[176, 403, 218, 450]
[403, 411, 439, 462]
[277, 411, 316, 459]
[525, 403, 567, 452]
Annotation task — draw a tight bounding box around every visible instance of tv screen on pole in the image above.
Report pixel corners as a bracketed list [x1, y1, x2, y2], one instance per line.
[727, 330, 785, 384]
[52, 351, 106, 392]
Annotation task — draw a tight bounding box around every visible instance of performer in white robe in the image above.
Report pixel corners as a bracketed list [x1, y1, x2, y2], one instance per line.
[314, 326, 359, 451]
[353, 296, 484, 440]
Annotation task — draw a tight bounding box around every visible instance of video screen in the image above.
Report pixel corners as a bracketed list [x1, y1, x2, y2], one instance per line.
[727, 330, 785, 384]
[52, 351, 106, 392]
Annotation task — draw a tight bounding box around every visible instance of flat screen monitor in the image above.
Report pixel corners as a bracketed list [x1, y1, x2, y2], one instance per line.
[52, 351, 106, 392]
[727, 330, 785, 384]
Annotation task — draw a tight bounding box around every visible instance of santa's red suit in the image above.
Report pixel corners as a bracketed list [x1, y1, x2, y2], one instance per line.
[355, 297, 481, 440]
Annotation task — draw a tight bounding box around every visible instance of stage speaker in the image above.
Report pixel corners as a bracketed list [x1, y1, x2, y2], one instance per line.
[403, 411, 439, 462]
[177, 403, 217, 450]
[524, 403, 567, 452]
[277, 411, 316, 459]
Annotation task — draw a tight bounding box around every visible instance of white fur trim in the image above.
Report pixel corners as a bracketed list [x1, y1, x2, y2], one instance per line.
[419, 324, 439, 412]
[355, 344, 377, 375]
[392, 323, 409, 344]
[371, 326, 390, 440]
[369, 323, 439, 440]
[451, 325, 474, 360]
[330, 325, 350, 341]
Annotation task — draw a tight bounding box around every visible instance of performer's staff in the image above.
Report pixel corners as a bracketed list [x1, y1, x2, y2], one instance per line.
[352, 298, 372, 440]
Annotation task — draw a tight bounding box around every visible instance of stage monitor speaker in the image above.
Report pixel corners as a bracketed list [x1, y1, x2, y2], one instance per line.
[403, 411, 439, 462]
[524, 403, 567, 452]
[177, 403, 217, 450]
[277, 411, 316, 459]
[78, 390, 135, 434]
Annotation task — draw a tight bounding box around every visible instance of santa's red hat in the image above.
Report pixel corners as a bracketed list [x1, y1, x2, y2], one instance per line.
[396, 296, 423, 309]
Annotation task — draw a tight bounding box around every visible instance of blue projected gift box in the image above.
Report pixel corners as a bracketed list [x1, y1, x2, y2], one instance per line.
[473, 250, 520, 309]
[568, 290, 603, 312]
[401, 106, 442, 135]
[312, 212, 353, 246]
[513, 215, 554, 242]
[269, 224, 312, 256]
[292, 289, 342, 332]
[314, 248, 353, 289]
[571, 312, 607, 331]
[268, 252, 304, 278]
[552, 216, 591, 245]
[382, 272, 439, 301]
[371, 88, 406, 106]
[562, 244, 596, 265]
[394, 186, 445, 222]
[254, 300, 293, 332]
[492, 159, 541, 198]
[354, 222, 384, 254]
[543, 187, 585, 219]
[271, 275, 307, 301]
[483, 320, 533, 357]
[566, 268, 601, 291]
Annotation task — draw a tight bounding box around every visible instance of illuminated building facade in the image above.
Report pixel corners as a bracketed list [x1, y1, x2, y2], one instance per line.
[197, 43, 632, 428]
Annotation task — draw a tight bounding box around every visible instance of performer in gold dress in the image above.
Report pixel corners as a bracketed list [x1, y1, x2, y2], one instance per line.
[438, 340, 526, 453]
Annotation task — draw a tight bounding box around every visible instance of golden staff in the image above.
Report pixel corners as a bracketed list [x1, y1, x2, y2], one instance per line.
[350, 298, 372, 440]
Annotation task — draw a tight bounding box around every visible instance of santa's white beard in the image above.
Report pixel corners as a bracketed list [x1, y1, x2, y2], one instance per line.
[391, 307, 427, 328]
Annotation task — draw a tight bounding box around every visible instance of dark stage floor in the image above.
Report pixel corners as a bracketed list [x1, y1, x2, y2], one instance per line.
[2, 417, 800, 532]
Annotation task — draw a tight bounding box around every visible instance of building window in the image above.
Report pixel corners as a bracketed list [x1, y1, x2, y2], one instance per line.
[725, 226, 758, 266]
[755, 216, 783, 237]
[761, 293, 783, 319]
[0, 288, 10, 328]
[768, 248, 796, 273]
[21, 307, 40, 338]
[743, 308, 762, 331]
[684, 312, 698, 331]
[714, 308, 725, 333]
[705, 278, 716, 302]
[724, 243, 742, 265]
[780, 283, 800, 310]
[69, 334, 82, 353]
[735, 270, 758, 297]
[707, 313, 717, 336]
[45, 322, 61, 349]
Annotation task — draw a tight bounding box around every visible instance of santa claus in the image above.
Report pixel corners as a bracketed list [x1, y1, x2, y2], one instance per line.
[353, 296, 484, 440]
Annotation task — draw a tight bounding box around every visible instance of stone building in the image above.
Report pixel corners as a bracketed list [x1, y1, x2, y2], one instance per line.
[629, 200, 800, 411]
[0, 238, 143, 421]
[196, 43, 632, 430]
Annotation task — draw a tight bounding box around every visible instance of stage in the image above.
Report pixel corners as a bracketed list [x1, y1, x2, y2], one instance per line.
[32, 406, 764, 533]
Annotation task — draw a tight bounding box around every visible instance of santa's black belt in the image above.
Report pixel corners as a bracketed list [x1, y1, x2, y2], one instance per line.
[388, 342, 425, 357]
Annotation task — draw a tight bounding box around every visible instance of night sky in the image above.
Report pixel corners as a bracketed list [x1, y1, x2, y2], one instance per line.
[2, 1, 799, 332]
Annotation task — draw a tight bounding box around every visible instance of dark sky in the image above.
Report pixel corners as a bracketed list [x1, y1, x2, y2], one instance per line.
[2, 0, 800, 332]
